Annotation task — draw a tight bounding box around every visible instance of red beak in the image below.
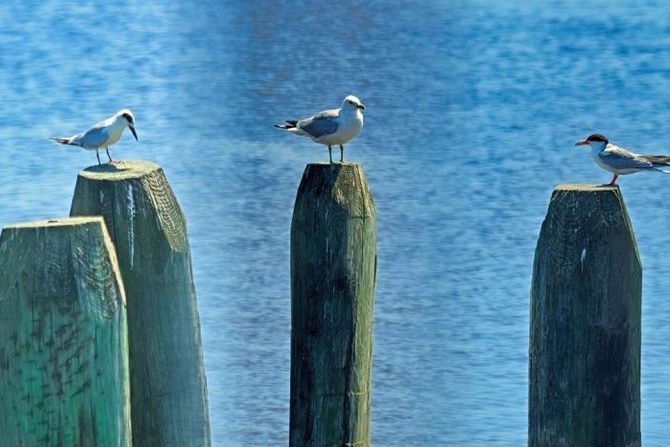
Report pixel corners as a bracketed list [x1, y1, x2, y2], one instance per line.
[575, 140, 589, 146]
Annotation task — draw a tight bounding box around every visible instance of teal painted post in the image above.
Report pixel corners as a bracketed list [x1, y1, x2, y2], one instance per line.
[0, 217, 131, 446]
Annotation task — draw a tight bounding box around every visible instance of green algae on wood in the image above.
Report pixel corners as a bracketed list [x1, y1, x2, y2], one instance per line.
[290, 163, 377, 447]
[70, 161, 210, 447]
[0, 217, 131, 446]
[529, 185, 641, 446]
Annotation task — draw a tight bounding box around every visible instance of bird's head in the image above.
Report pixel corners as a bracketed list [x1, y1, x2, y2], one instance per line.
[342, 95, 366, 111]
[575, 133, 608, 149]
[118, 109, 138, 141]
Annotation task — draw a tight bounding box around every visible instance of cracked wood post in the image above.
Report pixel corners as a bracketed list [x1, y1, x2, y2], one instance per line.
[69, 161, 210, 447]
[0, 217, 131, 446]
[529, 185, 641, 446]
[290, 163, 377, 447]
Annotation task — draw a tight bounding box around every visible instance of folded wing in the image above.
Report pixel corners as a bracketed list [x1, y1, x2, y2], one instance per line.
[298, 110, 339, 139]
[73, 125, 111, 149]
[643, 155, 670, 167]
[599, 147, 654, 170]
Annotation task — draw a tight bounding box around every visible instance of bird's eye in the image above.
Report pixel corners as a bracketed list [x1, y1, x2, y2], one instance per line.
[348, 101, 354, 104]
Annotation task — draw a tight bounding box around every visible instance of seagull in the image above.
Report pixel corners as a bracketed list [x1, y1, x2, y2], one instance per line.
[575, 133, 670, 185]
[50, 109, 138, 165]
[275, 95, 365, 164]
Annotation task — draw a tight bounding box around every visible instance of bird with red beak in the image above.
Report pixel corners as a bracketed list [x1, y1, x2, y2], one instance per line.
[575, 133, 670, 185]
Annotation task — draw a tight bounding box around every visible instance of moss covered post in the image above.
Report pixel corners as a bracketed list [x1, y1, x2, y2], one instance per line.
[529, 185, 641, 446]
[290, 163, 377, 447]
[69, 161, 210, 446]
[0, 217, 131, 446]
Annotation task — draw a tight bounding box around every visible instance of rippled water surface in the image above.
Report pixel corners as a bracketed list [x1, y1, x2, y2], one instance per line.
[4, 1, 670, 445]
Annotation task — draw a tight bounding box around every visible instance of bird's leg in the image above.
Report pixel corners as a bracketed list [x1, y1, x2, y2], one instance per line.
[96, 150, 101, 166]
[340, 145, 344, 163]
[106, 147, 113, 163]
[328, 146, 333, 164]
[608, 174, 619, 186]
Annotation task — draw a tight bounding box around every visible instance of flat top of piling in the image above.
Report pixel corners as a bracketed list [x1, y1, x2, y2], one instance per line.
[78, 160, 161, 180]
[294, 162, 375, 219]
[302, 162, 366, 178]
[554, 183, 619, 192]
[307, 162, 361, 166]
[5, 216, 105, 230]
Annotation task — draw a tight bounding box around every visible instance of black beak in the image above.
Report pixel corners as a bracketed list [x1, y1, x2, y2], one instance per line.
[130, 125, 138, 141]
[357, 103, 366, 110]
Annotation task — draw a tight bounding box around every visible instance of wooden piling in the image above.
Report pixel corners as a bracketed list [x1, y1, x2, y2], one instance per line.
[0, 217, 131, 446]
[529, 185, 641, 446]
[290, 163, 377, 447]
[69, 161, 210, 446]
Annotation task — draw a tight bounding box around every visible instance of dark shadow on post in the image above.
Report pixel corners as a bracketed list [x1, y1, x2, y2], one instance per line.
[529, 184, 641, 447]
[70, 160, 210, 447]
[290, 163, 377, 447]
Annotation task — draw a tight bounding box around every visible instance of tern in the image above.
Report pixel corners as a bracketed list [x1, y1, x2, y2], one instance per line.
[50, 109, 138, 165]
[575, 133, 670, 186]
[275, 95, 365, 164]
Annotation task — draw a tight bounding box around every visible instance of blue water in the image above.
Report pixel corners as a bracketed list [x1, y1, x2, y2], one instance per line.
[4, 1, 670, 445]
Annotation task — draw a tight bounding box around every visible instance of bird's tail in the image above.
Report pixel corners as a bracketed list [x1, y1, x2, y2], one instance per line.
[49, 136, 74, 145]
[274, 120, 298, 130]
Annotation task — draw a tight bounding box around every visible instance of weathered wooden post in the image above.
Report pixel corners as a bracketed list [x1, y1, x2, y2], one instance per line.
[69, 161, 210, 446]
[290, 163, 376, 446]
[0, 217, 131, 446]
[529, 185, 641, 446]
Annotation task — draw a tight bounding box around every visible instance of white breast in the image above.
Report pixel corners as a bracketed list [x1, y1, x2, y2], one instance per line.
[591, 146, 616, 173]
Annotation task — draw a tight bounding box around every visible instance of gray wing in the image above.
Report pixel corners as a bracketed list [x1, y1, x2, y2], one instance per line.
[297, 109, 339, 138]
[72, 124, 111, 148]
[599, 147, 654, 170]
[642, 155, 670, 166]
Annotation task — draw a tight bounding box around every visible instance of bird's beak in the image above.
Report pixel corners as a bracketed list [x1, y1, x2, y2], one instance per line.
[130, 125, 138, 141]
[575, 139, 588, 146]
[357, 103, 366, 110]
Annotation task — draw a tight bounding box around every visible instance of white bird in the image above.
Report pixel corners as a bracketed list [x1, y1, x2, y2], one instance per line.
[275, 95, 365, 164]
[575, 133, 670, 185]
[50, 109, 138, 165]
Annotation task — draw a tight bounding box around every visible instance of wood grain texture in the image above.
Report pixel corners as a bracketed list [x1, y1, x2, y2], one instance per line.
[290, 163, 376, 447]
[529, 185, 641, 447]
[69, 161, 210, 447]
[0, 217, 131, 446]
